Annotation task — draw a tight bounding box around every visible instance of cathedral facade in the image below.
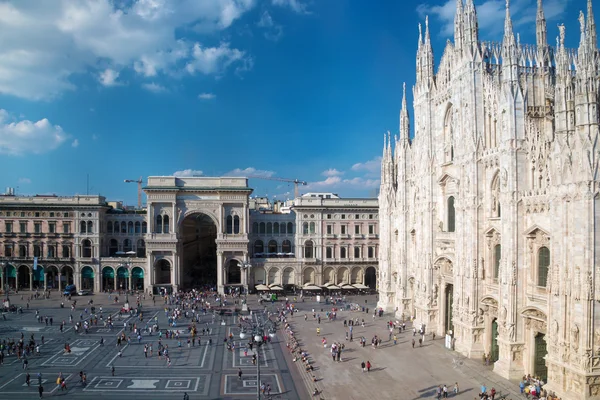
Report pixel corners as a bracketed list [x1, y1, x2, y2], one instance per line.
[377, 1, 600, 398]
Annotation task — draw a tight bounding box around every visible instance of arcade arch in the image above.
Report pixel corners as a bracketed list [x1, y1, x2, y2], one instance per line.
[154, 259, 171, 285]
[180, 213, 217, 288]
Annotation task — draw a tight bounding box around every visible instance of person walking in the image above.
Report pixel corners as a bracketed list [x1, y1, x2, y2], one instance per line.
[453, 382, 459, 395]
[238, 368, 243, 380]
[366, 360, 371, 372]
[25, 372, 31, 386]
[361, 361, 366, 372]
[412, 338, 415, 348]
[38, 384, 44, 398]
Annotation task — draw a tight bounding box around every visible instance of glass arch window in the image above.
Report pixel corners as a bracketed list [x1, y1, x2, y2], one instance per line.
[234, 216, 240, 234]
[304, 241, 314, 258]
[447, 196, 456, 232]
[282, 240, 292, 253]
[226, 215, 233, 234]
[494, 244, 501, 280]
[538, 247, 550, 287]
[268, 240, 277, 253]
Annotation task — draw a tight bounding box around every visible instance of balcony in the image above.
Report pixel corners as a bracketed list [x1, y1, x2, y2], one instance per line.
[17, 232, 31, 238]
[367, 234, 379, 239]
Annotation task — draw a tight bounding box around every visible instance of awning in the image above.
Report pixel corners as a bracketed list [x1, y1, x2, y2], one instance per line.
[117, 268, 129, 278]
[353, 283, 369, 289]
[303, 285, 322, 290]
[341, 284, 356, 290]
[255, 284, 270, 291]
[324, 285, 340, 290]
[131, 267, 144, 279]
[102, 268, 114, 278]
[81, 267, 95, 279]
[269, 285, 284, 291]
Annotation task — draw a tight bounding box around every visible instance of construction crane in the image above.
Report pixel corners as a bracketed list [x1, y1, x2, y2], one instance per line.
[247, 176, 308, 198]
[124, 177, 143, 209]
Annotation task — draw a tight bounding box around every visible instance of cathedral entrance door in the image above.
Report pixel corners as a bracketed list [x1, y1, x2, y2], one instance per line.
[444, 284, 454, 333]
[490, 319, 499, 362]
[180, 213, 218, 289]
[534, 333, 548, 381]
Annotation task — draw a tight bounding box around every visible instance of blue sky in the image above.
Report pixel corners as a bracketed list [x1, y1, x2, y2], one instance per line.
[0, 0, 587, 205]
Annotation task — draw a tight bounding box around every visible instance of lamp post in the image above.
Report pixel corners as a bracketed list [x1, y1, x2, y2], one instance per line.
[119, 258, 132, 304]
[240, 261, 251, 296]
[238, 315, 277, 399]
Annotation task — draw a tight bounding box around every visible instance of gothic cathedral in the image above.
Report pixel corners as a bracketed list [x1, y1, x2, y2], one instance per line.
[378, 0, 600, 398]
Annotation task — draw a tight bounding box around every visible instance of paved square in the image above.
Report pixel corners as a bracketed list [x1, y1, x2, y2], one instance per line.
[223, 373, 283, 395]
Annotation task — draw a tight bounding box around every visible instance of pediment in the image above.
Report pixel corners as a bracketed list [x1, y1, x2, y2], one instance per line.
[437, 173, 459, 186]
[524, 224, 550, 238]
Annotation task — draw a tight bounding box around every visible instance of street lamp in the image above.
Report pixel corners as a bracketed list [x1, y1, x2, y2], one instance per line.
[239, 315, 277, 399]
[240, 261, 252, 296]
[118, 257, 132, 303]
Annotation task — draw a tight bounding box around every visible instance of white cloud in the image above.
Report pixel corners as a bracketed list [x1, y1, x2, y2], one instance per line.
[173, 169, 203, 177]
[142, 82, 167, 93]
[0, 110, 69, 155]
[306, 176, 380, 191]
[98, 68, 122, 87]
[0, 0, 257, 100]
[272, 0, 309, 14]
[417, 0, 571, 37]
[92, 134, 99, 140]
[185, 42, 248, 75]
[322, 168, 344, 177]
[18, 177, 31, 184]
[351, 156, 382, 175]
[71, 139, 79, 148]
[198, 92, 216, 100]
[226, 167, 275, 178]
[257, 11, 283, 41]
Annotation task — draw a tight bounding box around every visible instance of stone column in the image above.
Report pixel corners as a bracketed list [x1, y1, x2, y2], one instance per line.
[217, 251, 224, 294]
[128, 268, 132, 291]
[58, 273, 62, 292]
[29, 270, 33, 291]
[44, 273, 47, 291]
[113, 275, 117, 292]
[172, 252, 178, 292]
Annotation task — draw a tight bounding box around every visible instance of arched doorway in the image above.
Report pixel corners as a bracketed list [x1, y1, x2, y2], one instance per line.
[61, 266, 74, 287]
[350, 267, 362, 284]
[102, 266, 115, 291]
[46, 266, 59, 289]
[534, 333, 548, 381]
[282, 267, 295, 290]
[365, 266, 377, 289]
[337, 267, 349, 285]
[226, 260, 241, 285]
[303, 267, 315, 285]
[33, 265, 45, 289]
[18, 265, 31, 290]
[490, 319, 499, 362]
[117, 266, 129, 291]
[131, 267, 144, 290]
[180, 213, 217, 288]
[154, 259, 171, 285]
[323, 267, 334, 285]
[253, 266, 266, 285]
[267, 267, 280, 286]
[4, 264, 16, 290]
[444, 284, 454, 333]
[81, 266, 95, 291]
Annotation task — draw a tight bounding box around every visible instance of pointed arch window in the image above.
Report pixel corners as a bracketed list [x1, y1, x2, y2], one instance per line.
[538, 246, 550, 287]
[142, 221, 147, 233]
[62, 244, 71, 258]
[280, 222, 287, 234]
[309, 222, 316, 234]
[80, 221, 86, 234]
[302, 222, 309, 235]
[134, 221, 141, 234]
[121, 221, 126, 233]
[128, 221, 134, 234]
[287, 222, 293, 234]
[33, 244, 41, 258]
[266, 222, 272, 234]
[259, 222, 266, 234]
[87, 221, 93, 233]
[447, 196, 456, 232]
[494, 244, 502, 281]
[273, 222, 280, 234]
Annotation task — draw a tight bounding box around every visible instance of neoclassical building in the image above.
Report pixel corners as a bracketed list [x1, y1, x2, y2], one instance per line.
[378, 1, 600, 398]
[0, 178, 378, 297]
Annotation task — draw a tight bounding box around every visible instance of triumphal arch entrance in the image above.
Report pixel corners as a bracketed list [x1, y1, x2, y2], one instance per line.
[144, 176, 252, 294]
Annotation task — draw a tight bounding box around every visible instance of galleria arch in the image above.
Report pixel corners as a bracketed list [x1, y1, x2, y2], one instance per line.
[144, 176, 252, 294]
